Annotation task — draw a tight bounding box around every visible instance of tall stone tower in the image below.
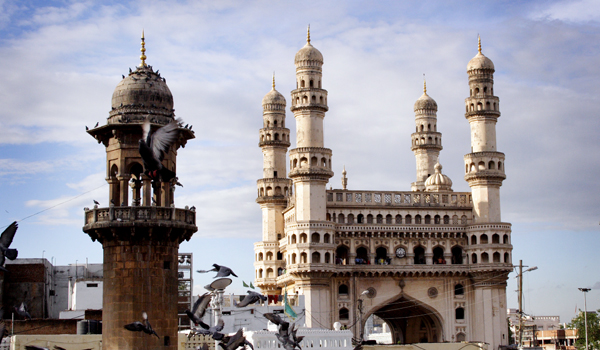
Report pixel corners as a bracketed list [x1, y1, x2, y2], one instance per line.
[411, 80, 443, 191]
[287, 28, 335, 327]
[463, 37, 511, 346]
[83, 34, 197, 350]
[254, 76, 291, 293]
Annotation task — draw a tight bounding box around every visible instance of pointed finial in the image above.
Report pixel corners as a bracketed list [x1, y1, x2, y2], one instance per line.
[272, 72, 276, 89]
[478, 34, 481, 54]
[307, 25, 311, 44]
[423, 74, 427, 94]
[342, 165, 348, 190]
[139, 30, 147, 67]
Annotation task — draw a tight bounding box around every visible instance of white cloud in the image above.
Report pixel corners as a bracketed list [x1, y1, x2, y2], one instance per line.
[531, 0, 600, 22]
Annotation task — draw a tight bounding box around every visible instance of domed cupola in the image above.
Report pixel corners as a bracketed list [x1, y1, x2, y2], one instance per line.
[294, 25, 324, 65]
[467, 36, 495, 72]
[425, 163, 453, 192]
[109, 32, 175, 125]
[262, 76, 286, 110]
[414, 81, 438, 113]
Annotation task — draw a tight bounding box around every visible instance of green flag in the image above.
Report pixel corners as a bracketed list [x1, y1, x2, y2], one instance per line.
[284, 289, 297, 319]
[249, 282, 255, 289]
[243, 281, 249, 288]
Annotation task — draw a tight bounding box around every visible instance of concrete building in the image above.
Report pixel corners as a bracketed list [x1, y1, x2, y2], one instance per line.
[254, 31, 512, 349]
[83, 33, 197, 350]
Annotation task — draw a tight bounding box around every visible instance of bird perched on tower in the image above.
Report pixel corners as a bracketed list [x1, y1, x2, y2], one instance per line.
[138, 117, 182, 183]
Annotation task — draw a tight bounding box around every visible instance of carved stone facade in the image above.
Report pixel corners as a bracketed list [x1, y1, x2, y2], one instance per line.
[254, 33, 512, 350]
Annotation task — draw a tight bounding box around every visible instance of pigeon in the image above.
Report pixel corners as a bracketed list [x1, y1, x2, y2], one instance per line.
[85, 126, 89, 130]
[186, 293, 211, 325]
[197, 264, 238, 278]
[122, 74, 125, 79]
[124, 311, 159, 338]
[233, 291, 267, 308]
[264, 313, 302, 350]
[218, 328, 254, 350]
[0, 221, 19, 271]
[95, 122, 99, 127]
[93, 200, 100, 206]
[190, 318, 225, 339]
[14, 302, 32, 320]
[138, 117, 181, 183]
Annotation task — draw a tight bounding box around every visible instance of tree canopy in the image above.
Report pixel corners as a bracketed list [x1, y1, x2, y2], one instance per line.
[568, 310, 600, 350]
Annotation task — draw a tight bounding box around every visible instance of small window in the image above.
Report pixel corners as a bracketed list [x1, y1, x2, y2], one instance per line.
[456, 307, 465, 320]
[87, 283, 98, 288]
[164, 261, 171, 270]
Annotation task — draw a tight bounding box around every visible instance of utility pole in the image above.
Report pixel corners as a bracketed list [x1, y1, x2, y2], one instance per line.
[518, 260, 524, 349]
[578, 288, 591, 350]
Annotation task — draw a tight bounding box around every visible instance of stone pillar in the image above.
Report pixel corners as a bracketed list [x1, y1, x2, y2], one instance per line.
[102, 237, 179, 350]
[118, 175, 130, 206]
[143, 176, 152, 206]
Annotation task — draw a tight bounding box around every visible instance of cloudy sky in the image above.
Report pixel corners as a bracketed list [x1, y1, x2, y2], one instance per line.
[0, 0, 599, 324]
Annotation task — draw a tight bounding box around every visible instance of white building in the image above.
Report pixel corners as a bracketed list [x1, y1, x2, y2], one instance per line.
[254, 30, 512, 350]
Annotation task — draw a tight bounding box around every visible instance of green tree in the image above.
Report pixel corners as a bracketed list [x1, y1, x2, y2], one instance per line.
[568, 309, 600, 350]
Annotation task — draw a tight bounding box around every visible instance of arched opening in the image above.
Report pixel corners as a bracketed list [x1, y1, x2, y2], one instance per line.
[480, 234, 488, 244]
[339, 284, 349, 295]
[386, 215, 393, 224]
[323, 233, 330, 243]
[443, 215, 450, 224]
[375, 247, 389, 265]
[277, 252, 283, 260]
[338, 214, 345, 223]
[503, 234, 509, 244]
[311, 232, 320, 243]
[414, 246, 425, 265]
[492, 234, 500, 244]
[356, 247, 369, 264]
[348, 214, 355, 224]
[309, 80, 314, 87]
[457, 333, 466, 342]
[377, 214, 383, 224]
[455, 284, 464, 296]
[415, 215, 422, 224]
[266, 252, 273, 260]
[472, 254, 477, 264]
[301, 80, 305, 88]
[489, 161, 495, 170]
[300, 252, 307, 263]
[424, 215, 431, 224]
[311, 252, 320, 263]
[339, 308, 349, 320]
[258, 269, 263, 278]
[291, 253, 296, 264]
[504, 252, 510, 263]
[455, 307, 465, 320]
[367, 214, 373, 224]
[258, 253, 263, 261]
[357, 214, 364, 223]
[405, 215, 412, 224]
[481, 252, 489, 263]
[471, 235, 477, 245]
[369, 295, 443, 344]
[395, 215, 402, 224]
[451, 246, 463, 264]
[434, 215, 440, 224]
[324, 252, 330, 263]
[493, 252, 500, 263]
[267, 268, 273, 278]
[433, 246, 445, 264]
[336, 246, 349, 265]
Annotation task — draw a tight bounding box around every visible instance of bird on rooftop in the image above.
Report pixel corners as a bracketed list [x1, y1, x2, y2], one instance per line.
[93, 200, 100, 206]
[95, 122, 99, 127]
[197, 264, 238, 278]
[14, 302, 31, 320]
[124, 312, 159, 338]
[139, 117, 181, 183]
[0, 221, 19, 272]
[85, 126, 89, 130]
[234, 291, 267, 308]
[186, 293, 211, 325]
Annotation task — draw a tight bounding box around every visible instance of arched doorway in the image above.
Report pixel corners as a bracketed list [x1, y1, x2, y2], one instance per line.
[365, 294, 443, 344]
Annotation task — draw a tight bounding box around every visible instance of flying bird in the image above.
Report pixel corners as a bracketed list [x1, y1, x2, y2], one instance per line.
[138, 117, 182, 182]
[233, 291, 267, 308]
[197, 264, 238, 278]
[264, 313, 303, 350]
[186, 293, 212, 325]
[124, 312, 159, 338]
[189, 318, 225, 340]
[0, 221, 19, 272]
[14, 302, 31, 320]
[95, 122, 99, 127]
[219, 328, 254, 350]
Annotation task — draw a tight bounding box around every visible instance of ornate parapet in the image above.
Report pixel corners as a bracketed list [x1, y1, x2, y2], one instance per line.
[82, 206, 197, 244]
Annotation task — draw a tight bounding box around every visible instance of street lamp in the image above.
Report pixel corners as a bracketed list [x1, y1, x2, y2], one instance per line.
[358, 290, 369, 344]
[515, 260, 538, 349]
[578, 288, 591, 350]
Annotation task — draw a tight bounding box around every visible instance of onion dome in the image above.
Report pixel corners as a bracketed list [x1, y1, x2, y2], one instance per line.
[425, 163, 453, 192]
[109, 33, 174, 124]
[262, 75, 286, 107]
[295, 26, 323, 65]
[467, 36, 495, 72]
[414, 80, 438, 112]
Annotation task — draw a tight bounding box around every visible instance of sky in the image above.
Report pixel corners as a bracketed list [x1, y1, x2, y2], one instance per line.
[0, 0, 599, 325]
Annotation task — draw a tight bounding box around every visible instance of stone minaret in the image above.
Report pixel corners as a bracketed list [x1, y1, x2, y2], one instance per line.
[411, 79, 442, 191]
[287, 27, 335, 328]
[83, 33, 197, 350]
[463, 37, 512, 349]
[254, 76, 291, 293]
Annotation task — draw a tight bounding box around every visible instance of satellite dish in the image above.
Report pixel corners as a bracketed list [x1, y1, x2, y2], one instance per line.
[210, 278, 232, 291]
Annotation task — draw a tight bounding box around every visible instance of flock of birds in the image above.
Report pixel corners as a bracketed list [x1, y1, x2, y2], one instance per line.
[124, 263, 303, 350]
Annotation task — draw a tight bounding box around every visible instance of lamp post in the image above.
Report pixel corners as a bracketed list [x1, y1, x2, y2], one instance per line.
[357, 290, 369, 344]
[515, 260, 537, 349]
[578, 288, 590, 350]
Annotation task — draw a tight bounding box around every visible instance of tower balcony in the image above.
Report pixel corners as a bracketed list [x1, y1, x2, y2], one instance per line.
[464, 152, 506, 184]
[82, 205, 197, 244]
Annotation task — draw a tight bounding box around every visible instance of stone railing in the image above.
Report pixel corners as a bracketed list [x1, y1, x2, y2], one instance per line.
[247, 328, 353, 350]
[83, 205, 196, 226]
[327, 191, 472, 208]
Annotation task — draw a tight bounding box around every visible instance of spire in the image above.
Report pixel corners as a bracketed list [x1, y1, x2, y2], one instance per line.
[139, 30, 147, 67]
[342, 166, 348, 190]
[307, 25, 311, 44]
[423, 74, 427, 94]
[478, 34, 482, 54]
[272, 72, 276, 90]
